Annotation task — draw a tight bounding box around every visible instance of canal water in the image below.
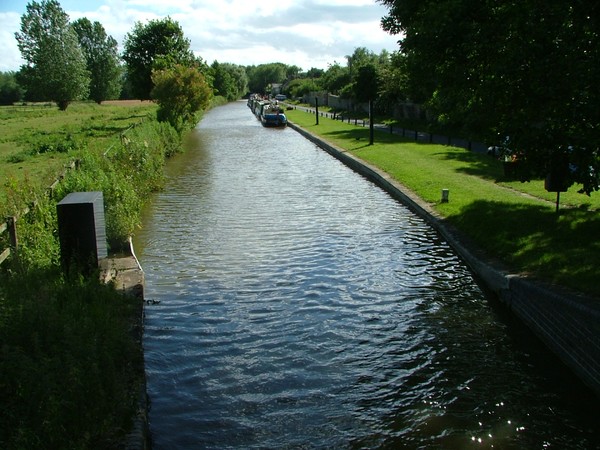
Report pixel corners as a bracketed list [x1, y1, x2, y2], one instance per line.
[134, 102, 599, 449]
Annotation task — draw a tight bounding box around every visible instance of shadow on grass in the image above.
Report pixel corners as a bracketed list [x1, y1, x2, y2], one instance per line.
[320, 127, 408, 148]
[448, 199, 600, 296]
[432, 147, 506, 181]
[83, 124, 132, 137]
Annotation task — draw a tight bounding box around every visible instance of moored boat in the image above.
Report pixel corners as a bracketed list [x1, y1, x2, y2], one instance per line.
[261, 111, 287, 127]
[260, 104, 287, 127]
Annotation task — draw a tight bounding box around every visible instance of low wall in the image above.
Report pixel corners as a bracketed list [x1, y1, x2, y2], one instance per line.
[288, 120, 600, 398]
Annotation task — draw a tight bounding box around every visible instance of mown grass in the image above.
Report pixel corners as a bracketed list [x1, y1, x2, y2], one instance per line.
[287, 108, 600, 296]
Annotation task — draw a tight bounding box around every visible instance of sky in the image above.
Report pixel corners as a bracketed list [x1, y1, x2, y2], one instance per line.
[0, 0, 401, 73]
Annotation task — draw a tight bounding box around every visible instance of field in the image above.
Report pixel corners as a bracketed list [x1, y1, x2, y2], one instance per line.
[0, 101, 157, 214]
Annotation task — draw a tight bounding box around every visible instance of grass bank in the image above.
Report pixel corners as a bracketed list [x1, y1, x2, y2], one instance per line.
[286, 108, 600, 297]
[0, 100, 180, 448]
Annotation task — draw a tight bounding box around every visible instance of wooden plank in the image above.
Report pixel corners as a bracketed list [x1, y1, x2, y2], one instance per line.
[0, 247, 10, 266]
[0, 221, 7, 235]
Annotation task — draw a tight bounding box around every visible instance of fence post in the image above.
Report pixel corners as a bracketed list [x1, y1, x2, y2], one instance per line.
[7, 216, 18, 253]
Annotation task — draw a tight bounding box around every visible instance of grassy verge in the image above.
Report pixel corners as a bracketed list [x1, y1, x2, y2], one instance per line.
[0, 101, 157, 212]
[0, 267, 142, 449]
[286, 108, 600, 297]
[0, 101, 180, 448]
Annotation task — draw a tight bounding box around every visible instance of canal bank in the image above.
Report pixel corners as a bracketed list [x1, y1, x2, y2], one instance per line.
[287, 120, 600, 398]
[99, 239, 149, 450]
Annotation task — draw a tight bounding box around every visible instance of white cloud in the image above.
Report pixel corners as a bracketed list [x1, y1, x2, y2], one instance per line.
[0, 12, 25, 72]
[0, 0, 399, 72]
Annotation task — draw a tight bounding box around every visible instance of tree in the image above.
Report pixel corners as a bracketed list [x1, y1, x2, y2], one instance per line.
[0, 71, 24, 105]
[246, 63, 288, 93]
[15, 0, 89, 110]
[304, 67, 325, 79]
[72, 18, 121, 103]
[284, 78, 322, 99]
[345, 47, 379, 78]
[151, 64, 212, 132]
[321, 62, 350, 96]
[353, 63, 380, 103]
[211, 61, 248, 101]
[379, 0, 600, 194]
[122, 17, 195, 100]
[377, 51, 409, 115]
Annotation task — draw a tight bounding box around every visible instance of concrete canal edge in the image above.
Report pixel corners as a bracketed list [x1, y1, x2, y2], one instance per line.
[288, 121, 600, 398]
[99, 238, 150, 450]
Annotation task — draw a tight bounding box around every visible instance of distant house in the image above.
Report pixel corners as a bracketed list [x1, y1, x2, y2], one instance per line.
[270, 83, 283, 95]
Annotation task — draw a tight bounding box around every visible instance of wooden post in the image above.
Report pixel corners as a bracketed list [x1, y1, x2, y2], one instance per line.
[315, 97, 319, 125]
[369, 99, 374, 145]
[6, 216, 18, 252]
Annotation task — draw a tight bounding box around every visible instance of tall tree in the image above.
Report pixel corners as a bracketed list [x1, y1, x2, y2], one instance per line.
[15, 0, 89, 110]
[246, 63, 288, 93]
[379, 0, 600, 194]
[353, 63, 380, 103]
[122, 17, 195, 100]
[72, 18, 121, 103]
[377, 51, 409, 115]
[321, 62, 350, 96]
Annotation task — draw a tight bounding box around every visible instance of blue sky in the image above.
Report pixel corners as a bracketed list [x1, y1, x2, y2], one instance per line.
[0, 0, 400, 72]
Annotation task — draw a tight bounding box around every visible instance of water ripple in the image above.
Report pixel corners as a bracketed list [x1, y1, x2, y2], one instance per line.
[136, 102, 600, 449]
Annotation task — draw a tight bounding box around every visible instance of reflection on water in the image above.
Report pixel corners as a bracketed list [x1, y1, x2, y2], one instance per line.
[135, 102, 599, 449]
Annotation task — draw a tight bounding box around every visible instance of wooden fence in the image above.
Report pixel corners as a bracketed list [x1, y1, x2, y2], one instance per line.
[291, 105, 489, 154]
[0, 160, 77, 267]
[0, 110, 149, 269]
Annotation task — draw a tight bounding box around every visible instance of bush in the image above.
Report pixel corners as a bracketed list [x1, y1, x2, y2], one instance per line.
[55, 120, 181, 249]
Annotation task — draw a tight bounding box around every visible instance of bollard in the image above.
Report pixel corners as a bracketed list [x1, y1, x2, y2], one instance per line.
[441, 189, 449, 203]
[57, 191, 107, 274]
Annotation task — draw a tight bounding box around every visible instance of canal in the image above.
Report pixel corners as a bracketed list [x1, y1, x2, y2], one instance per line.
[134, 101, 599, 449]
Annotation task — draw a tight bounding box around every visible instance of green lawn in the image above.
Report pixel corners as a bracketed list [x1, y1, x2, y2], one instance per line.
[286, 108, 600, 297]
